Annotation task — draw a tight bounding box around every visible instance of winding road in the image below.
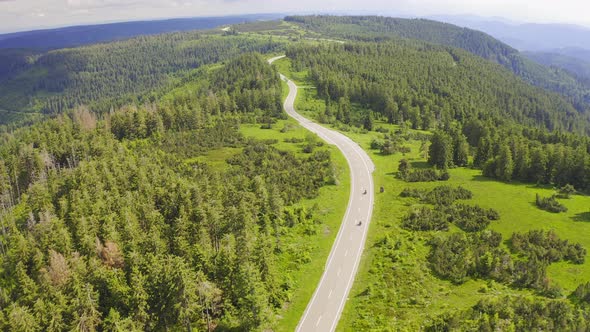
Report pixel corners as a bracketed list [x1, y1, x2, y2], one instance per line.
[268, 56, 375, 332]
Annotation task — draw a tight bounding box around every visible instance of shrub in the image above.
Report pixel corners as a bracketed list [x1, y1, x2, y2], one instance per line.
[399, 146, 411, 154]
[438, 170, 450, 181]
[428, 230, 509, 284]
[535, 194, 567, 213]
[401, 206, 449, 231]
[574, 281, 590, 304]
[399, 188, 426, 199]
[284, 137, 304, 143]
[511, 229, 586, 264]
[446, 204, 499, 232]
[423, 186, 472, 205]
[405, 169, 450, 182]
[380, 140, 397, 155]
[557, 184, 576, 199]
[370, 138, 385, 150]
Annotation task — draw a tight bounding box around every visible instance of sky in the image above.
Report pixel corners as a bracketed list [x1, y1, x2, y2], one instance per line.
[0, 0, 589, 33]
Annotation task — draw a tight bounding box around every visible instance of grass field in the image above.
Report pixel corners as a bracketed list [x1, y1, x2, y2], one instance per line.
[271, 56, 590, 330]
[338, 128, 590, 330]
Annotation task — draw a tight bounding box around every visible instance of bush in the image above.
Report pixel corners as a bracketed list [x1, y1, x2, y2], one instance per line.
[380, 140, 397, 155]
[574, 281, 590, 304]
[284, 137, 305, 143]
[427, 296, 586, 331]
[302, 144, 315, 153]
[511, 229, 586, 264]
[557, 184, 576, 199]
[446, 204, 499, 232]
[399, 188, 426, 199]
[401, 206, 449, 231]
[423, 186, 472, 205]
[535, 194, 567, 213]
[428, 230, 509, 284]
[399, 146, 411, 154]
[405, 169, 451, 182]
[438, 170, 450, 181]
[370, 138, 384, 150]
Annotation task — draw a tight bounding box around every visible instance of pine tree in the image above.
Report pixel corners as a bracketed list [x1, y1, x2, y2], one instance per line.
[428, 131, 453, 169]
[453, 132, 470, 167]
[495, 145, 514, 181]
[363, 112, 374, 131]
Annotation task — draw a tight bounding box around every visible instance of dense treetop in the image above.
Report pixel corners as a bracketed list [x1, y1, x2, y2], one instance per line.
[285, 15, 590, 117]
[287, 42, 587, 134]
[0, 33, 284, 124]
[0, 53, 336, 331]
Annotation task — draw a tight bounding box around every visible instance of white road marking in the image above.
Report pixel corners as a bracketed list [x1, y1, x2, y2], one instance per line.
[337, 267, 341, 277]
[328, 289, 333, 299]
[316, 316, 322, 327]
[344, 250, 348, 257]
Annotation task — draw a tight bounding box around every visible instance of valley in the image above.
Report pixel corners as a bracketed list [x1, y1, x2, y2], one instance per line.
[274, 53, 590, 330]
[0, 12, 589, 331]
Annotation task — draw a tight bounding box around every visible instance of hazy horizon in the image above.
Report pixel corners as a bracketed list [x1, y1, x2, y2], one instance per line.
[0, 0, 589, 34]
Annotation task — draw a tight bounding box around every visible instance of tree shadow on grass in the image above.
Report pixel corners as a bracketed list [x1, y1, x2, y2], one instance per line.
[470, 174, 554, 190]
[471, 174, 494, 183]
[573, 211, 590, 222]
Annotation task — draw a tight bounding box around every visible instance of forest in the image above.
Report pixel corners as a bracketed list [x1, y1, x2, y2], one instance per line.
[0, 32, 284, 125]
[272, 36, 590, 329]
[285, 15, 590, 116]
[0, 53, 337, 331]
[1, 14, 590, 331]
[286, 42, 590, 192]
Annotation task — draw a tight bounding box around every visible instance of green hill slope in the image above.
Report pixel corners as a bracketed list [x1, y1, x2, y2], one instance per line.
[0, 32, 284, 124]
[285, 15, 590, 117]
[0, 53, 351, 331]
[287, 41, 589, 134]
[524, 51, 590, 82]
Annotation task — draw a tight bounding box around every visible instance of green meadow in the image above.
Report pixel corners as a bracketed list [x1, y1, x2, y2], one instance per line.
[271, 56, 590, 330]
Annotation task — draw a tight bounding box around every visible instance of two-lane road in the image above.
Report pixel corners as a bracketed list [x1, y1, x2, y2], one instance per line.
[268, 56, 375, 332]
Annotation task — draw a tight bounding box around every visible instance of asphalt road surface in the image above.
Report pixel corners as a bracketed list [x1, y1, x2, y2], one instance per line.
[268, 56, 375, 332]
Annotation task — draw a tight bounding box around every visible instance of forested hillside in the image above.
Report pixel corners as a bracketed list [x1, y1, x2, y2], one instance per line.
[524, 51, 590, 83]
[0, 15, 278, 50]
[1, 13, 590, 331]
[0, 33, 284, 125]
[287, 42, 587, 134]
[275, 40, 590, 330]
[287, 42, 590, 191]
[286, 15, 516, 62]
[0, 53, 337, 330]
[285, 15, 590, 116]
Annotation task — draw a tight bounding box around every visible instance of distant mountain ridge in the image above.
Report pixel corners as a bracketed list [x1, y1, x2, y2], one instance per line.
[549, 47, 590, 63]
[0, 14, 282, 50]
[428, 15, 590, 51]
[524, 51, 590, 83]
[285, 15, 590, 116]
